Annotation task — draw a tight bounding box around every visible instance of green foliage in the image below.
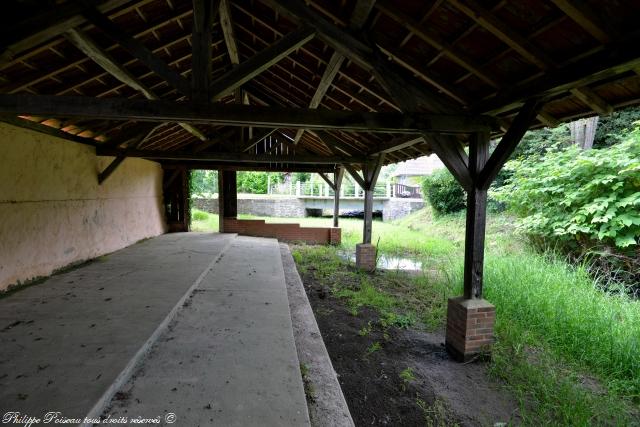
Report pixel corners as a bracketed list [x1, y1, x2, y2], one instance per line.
[190, 170, 217, 196]
[511, 124, 573, 160]
[191, 209, 209, 221]
[594, 106, 640, 148]
[497, 133, 640, 250]
[421, 169, 466, 215]
[236, 172, 283, 194]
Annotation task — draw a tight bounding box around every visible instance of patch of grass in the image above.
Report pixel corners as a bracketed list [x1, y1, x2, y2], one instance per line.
[190, 210, 219, 232]
[290, 207, 640, 424]
[366, 341, 381, 354]
[358, 321, 373, 337]
[400, 367, 416, 392]
[299, 363, 315, 403]
[416, 397, 458, 427]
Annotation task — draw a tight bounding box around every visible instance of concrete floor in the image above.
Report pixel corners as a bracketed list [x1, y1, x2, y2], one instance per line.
[0, 233, 310, 426]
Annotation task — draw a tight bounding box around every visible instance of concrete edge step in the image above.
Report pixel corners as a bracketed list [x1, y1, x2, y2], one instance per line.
[279, 243, 355, 427]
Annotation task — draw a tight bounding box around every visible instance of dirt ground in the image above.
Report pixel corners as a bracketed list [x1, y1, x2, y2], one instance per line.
[300, 267, 520, 427]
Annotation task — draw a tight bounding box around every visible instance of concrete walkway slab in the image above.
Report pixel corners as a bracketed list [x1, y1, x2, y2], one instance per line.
[0, 233, 234, 420]
[104, 236, 310, 426]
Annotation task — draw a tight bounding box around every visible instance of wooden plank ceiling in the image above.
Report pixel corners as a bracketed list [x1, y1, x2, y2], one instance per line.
[1, 0, 639, 171]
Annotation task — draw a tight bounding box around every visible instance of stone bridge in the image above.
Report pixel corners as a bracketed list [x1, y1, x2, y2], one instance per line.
[193, 195, 424, 221]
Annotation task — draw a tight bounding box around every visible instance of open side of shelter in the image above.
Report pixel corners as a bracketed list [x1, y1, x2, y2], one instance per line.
[1, 0, 640, 363]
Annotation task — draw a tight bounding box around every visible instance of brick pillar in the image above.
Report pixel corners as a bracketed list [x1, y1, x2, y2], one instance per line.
[355, 243, 376, 271]
[329, 227, 341, 245]
[445, 296, 495, 362]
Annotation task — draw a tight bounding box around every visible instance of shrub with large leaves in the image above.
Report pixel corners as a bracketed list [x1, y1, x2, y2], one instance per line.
[497, 129, 640, 250]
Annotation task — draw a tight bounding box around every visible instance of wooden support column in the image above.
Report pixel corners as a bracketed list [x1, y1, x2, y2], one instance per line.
[163, 167, 190, 232]
[463, 132, 489, 299]
[217, 169, 237, 233]
[333, 167, 344, 227]
[350, 155, 384, 270]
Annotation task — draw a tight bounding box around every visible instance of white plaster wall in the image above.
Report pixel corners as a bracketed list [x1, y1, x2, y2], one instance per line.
[0, 122, 167, 291]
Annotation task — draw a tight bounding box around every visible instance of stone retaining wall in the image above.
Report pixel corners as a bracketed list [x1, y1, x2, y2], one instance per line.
[193, 197, 306, 218]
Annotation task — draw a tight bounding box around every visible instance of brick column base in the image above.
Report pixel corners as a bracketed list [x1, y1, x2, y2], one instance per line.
[445, 296, 495, 362]
[329, 227, 341, 245]
[355, 243, 376, 271]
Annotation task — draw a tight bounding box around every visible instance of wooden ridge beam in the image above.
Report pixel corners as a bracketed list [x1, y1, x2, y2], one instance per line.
[210, 26, 316, 101]
[81, 5, 192, 98]
[96, 146, 363, 164]
[0, 94, 497, 133]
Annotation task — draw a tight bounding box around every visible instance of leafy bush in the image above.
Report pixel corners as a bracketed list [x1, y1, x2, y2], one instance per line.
[497, 129, 640, 285]
[421, 168, 466, 215]
[594, 105, 640, 148]
[191, 209, 209, 221]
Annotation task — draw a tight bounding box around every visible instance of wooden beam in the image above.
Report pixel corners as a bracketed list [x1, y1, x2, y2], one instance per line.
[81, 5, 192, 97]
[294, 51, 345, 143]
[370, 135, 423, 155]
[240, 128, 279, 152]
[318, 172, 336, 190]
[550, 0, 613, 44]
[210, 27, 316, 101]
[98, 155, 125, 184]
[463, 131, 490, 299]
[0, 115, 97, 146]
[344, 164, 366, 188]
[536, 110, 561, 128]
[479, 99, 542, 189]
[192, 0, 219, 104]
[260, 0, 460, 113]
[333, 166, 345, 227]
[350, 0, 377, 30]
[0, 94, 496, 134]
[570, 87, 614, 116]
[164, 162, 335, 173]
[0, 0, 131, 67]
[162, 168, 182, 190]
[376, 1, 498, 88]
[219, 0, 240, 65]
[475, 31, 640, 114]
[448, 0, 555, 70]
[64, 28, 208, 142]
[96, 146, 362, 164]
[314, 130, 358, 156]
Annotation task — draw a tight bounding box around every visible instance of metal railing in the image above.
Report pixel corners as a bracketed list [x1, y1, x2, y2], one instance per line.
[268, 180, 420, 198]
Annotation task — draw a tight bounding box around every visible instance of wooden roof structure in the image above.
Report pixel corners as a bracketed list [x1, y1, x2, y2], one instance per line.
[1, 0, 640, 177]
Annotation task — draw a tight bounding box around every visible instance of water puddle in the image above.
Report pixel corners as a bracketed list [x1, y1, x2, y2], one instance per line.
[339, 251, 423, 271]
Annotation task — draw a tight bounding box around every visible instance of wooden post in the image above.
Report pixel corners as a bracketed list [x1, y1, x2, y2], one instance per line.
[333, 167, 344, 227]
[218, 169, 237, 232]
[463, 132, 489, 299]
[362, 188, 374, 243]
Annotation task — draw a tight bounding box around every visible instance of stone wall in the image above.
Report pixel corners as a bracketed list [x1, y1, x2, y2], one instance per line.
[0, 122, 167, 291]
[193, 197, 306, 218]
[382, 199, 424, 221]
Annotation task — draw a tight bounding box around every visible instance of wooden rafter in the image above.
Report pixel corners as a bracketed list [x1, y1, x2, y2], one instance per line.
[81, 5, 192, 97]
[210, 27, 316, 101]
[219, 0, 240, 65]
[550, 0, 614, 44]
[64, 27, 208, 142]
[192, 0, 218, 104]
